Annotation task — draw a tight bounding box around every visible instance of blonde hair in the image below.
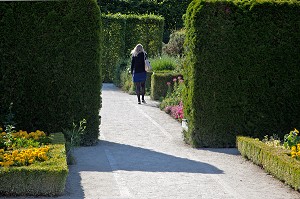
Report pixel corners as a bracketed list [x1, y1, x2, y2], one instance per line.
[131, 44, 145, 57]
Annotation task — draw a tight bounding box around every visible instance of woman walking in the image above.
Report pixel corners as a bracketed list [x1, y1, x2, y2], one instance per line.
[131, 44, 147, 104]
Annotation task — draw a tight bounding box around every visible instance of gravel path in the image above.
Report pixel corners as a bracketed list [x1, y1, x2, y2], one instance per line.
[1, 83, 299, 199]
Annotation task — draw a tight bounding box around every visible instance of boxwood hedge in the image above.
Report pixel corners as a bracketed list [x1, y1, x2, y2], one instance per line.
[0, 0, 102, 145]
[183, 0, 300, 147]
[237, 136, 300, 191]
[0, 133, 68, 196]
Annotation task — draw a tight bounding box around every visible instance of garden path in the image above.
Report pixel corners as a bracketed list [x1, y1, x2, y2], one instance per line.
[1, 83, 299, 199]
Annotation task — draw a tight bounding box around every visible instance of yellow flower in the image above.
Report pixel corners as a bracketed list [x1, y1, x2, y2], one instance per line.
[28, 159, 34, 164]
[0, 127, 2, 131]
[12, 150, 18, 157]
[294, 128, 299, 135]
[1, 132, 6, 136]
[291, 146, 297, 151]
[2, 162, 10, 167]
[0, 149, 4, 153]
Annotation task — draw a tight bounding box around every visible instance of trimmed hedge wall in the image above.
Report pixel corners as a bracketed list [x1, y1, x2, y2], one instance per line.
[101, 14, 164, 82]
[99, 0, 192, 43]
[0, 133, 68, 196]
[183, 0, 300, 147]
[151, 72, 182, 100]
[0, 1, 102, 145]
[237, 136, 300, 191]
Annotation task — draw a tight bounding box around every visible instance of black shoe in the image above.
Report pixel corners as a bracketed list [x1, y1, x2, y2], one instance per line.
[142, 100, 146, 104]
[138, 101, 141, 104]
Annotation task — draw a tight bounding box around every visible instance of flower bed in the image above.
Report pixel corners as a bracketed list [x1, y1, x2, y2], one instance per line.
[0, 130, 68, 196]
[160, 76, 185, 122]
[237, 136, 300, 191]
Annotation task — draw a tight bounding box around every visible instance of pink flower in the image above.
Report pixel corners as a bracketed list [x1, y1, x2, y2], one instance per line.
[167, 101, 184, 121]
[165, 106, 171, 114]
[178, 76, 182, 80]
[167, 82, 171, 85]
[173, 78, 177, 82]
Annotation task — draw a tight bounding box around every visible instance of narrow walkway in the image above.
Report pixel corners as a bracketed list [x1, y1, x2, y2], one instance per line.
[2, 83, 299, 199]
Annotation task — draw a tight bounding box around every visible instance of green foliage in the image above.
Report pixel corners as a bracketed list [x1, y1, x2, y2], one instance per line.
[116, 61, 153, 95]
[150, 55, 179, 72]
[284, 129, 300, 149]
[160, 76, 185, 109]
[237, 136, 300, 191]
[150, 73, 182, 100]
[98, 0, 192, 42]
[160, 77, 185, 121]
[183, 0, 300, 147]
[162, 29, 186, 57]
[63, 119, 87, 164]
[262, 134, 281, 148]
[101, 13, 164, 82]
[114, 59, 131, 87]
[63, 119, 87, 147]
[0, 0, 102, 146]
[0, 133, 68, 196]
[0, 125, 50, 150]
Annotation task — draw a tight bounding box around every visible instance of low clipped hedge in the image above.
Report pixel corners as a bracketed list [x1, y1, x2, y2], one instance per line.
[150, 72, 182, 100]
[0, 133, 68, 196]
[237, 136, 300, 191]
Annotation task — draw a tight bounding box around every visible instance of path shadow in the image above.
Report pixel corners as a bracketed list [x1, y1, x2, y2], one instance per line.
[102, 83, 123, 92]
[99, 140, 223, 174]
[0, 140, 224, 199]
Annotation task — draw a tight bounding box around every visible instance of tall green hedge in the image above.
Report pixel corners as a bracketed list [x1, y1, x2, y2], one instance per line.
[183, 0, 300, 147]
[101, 14, 164, 82]
[99, 0, 192, 42]
[0, 0, 102, 145]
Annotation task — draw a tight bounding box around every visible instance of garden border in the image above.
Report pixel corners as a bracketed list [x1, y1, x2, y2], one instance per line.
[0, 133, 68, 196]
[237, 136, 300, 191]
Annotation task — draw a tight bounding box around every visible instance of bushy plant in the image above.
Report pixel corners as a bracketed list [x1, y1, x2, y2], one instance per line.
[162, 29, 186, 57]
[284, 129, 300, 149]
[63, 119, 87, 164]
[150, 55, 179, 72]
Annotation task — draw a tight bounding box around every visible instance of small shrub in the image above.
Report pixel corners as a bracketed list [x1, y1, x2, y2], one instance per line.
[150, 55, 179, 72]
[284, 128, 300, 149]
[63, 119, 86, 165]
[162, 29, 185, 57]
